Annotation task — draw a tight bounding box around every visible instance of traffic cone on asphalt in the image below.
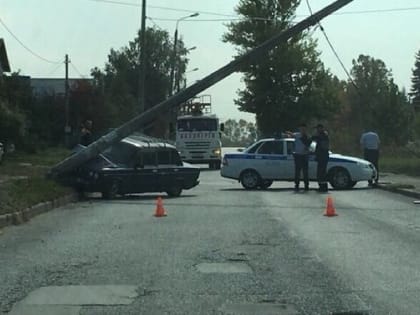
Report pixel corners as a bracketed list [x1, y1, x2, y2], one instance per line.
[154, 196, 167, 217]
[324, 196, 337, 217]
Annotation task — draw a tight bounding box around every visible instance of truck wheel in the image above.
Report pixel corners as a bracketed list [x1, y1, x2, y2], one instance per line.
[214, 161, 221, 170]
[240, 170, 261, 190]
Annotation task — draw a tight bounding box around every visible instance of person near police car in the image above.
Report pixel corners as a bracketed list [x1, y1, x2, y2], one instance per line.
[360, 129, 380, 186]
[286, 123, 312, 191]
[312, 124, 330, 192]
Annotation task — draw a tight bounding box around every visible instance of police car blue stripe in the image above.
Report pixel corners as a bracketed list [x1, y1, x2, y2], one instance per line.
[225, 154, 287, 161]
[225, 154, 357, 164]
[329, 158, 357, 164]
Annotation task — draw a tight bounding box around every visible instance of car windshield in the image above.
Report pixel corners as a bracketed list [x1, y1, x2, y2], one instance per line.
[102, 142, 137, 166]
[177, 118, 218, 131]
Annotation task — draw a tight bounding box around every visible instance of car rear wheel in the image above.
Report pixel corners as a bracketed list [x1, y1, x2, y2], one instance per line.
[166, 185, 183, 197]
[259, 180, 273, 190]
[102, 180, 120, 199]
[329, 168, 352, 190]
[240, 170, 261, 190]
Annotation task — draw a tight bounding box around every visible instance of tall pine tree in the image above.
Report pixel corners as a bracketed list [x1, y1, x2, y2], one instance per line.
[410, 49, 420, 110]
[223, 0, 340, 136]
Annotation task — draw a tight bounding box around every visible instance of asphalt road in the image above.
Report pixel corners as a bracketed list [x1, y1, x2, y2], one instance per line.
[1, 169, 420, 314]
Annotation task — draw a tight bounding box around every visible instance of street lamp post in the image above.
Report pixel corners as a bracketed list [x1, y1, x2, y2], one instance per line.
[178, 67, 199, 92]
[169, 13, 199, 96]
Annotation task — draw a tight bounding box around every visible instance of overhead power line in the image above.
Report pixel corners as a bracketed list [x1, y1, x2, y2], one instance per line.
[332, 6, 420, 15]
[0, 16, 61, 64]
[89, 0, 237, 17]
[47, 62, 64, 76]
[70, 62, 88, 78]
[148, 16, 280, 22]
[305, 0, 358, 90]
[90, 0, 420, 18]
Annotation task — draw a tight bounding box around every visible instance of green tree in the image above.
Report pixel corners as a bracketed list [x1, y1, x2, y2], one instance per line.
[91, 27, 189, 129]
[223, 0, 340, 136]
[410, 49, 420, 110]
[346, 54, 413, 145]
[222, 118, 257, 146]
[0, 73, 31, 148]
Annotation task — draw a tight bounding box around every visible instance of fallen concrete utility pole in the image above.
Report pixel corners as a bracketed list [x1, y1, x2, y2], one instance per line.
[49, 0, 353, 178]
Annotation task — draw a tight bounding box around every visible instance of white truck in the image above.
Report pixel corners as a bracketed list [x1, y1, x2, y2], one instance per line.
[175, 95, 224, 169]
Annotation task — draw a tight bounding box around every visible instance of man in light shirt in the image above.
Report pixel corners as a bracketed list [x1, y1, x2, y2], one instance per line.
[360, 130, 380, 185]
[286, 123, 312, 192]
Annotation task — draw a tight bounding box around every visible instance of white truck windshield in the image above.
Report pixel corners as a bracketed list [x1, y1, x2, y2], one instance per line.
[177, 119, 217, 132]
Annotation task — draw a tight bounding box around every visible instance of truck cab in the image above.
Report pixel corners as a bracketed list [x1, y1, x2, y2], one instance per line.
[175, 95, 223, 169]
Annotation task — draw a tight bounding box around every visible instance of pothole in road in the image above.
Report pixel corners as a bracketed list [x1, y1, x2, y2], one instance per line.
[220, 303, 298, 315]
[196, 262, 253, 274]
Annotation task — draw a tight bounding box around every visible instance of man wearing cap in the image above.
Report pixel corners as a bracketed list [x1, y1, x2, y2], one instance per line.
[312, 124, 330, 192]
[360, 130, 380, 186]
[286, 123, 312, 191]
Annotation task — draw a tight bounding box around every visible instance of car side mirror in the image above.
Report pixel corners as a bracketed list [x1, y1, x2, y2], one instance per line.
[237, 148, 244, 152]
[220, 123, 225, 132]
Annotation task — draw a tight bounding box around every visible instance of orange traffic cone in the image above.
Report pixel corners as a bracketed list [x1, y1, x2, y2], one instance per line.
[324, 196, 337, 217]
[154, 196, 167, 217]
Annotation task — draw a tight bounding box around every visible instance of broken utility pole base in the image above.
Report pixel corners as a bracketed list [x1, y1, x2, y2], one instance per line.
[48, 0, 353, 178]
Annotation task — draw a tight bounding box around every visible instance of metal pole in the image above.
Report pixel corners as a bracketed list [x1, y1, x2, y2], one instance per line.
[169, 27, 178, 96]
[169, 13, 199, 96]
[49, 0, 353, 177]
[138, 0, 146, 113]
[64, 54, 70, 146]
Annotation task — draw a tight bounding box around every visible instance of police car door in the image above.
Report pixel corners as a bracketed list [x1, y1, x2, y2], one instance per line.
[283, 139, 296, 179]
[254, 140, 286, 179]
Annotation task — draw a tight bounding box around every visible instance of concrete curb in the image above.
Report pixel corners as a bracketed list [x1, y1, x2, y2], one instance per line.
[377, 184, 420, 200]
[0, 193, 79, 229]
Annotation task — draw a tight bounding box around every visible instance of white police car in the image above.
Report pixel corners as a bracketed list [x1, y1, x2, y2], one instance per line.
[221, 138, 376, 190]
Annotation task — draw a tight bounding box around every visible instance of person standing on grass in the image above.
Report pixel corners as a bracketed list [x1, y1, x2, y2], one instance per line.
[80, 120, 93, 146]
[360, 130, 380, 186]
[286, 123, 312, 192]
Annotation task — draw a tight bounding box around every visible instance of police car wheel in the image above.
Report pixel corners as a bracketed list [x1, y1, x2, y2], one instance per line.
[240, 170, 261, 190]
[259, 180, 273, 190]
[329, 168, 351, 190]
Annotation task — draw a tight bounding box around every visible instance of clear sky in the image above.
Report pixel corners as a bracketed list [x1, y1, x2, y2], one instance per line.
[1, 0, 419, 122]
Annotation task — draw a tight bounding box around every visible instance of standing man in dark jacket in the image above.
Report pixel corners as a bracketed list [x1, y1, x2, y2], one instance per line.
[312, 124, 330, 192]
[360, 130, 380, 186]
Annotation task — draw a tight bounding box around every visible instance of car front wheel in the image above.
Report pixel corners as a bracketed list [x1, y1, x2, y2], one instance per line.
[329, 168, 352, 190]
[240, 170, 261, 190]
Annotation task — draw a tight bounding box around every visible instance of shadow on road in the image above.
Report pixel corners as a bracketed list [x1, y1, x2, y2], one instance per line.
[219, 187, 374, 193]
[84, 194, 198, 203]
